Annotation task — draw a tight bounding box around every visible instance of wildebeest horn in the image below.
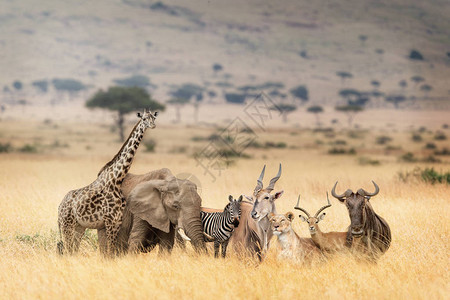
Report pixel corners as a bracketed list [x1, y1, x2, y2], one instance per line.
[266, 163, 282, 192]
[314, 192, 332, 218]
[331, 181, 346, 199]
[254, 165, 266, 195]
[294, 195, 311, 218]
[362, 181, 379, 197]
[177, 228, 191, 241]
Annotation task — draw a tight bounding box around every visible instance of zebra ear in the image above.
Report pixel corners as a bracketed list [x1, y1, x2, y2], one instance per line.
[238, 195, 243, 202]
[137, 112, 142, 118]
[228, 195, 233, 202]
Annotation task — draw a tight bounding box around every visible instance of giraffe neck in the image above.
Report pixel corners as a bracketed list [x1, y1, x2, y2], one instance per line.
[99, 119, 147, 183]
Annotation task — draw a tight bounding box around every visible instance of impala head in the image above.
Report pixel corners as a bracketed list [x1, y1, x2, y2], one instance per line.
[295, 193, 332, 235]
[137, 109, 158, 129]
[269, 212, 294, 235]
[226, 195, 242, 226]
[248, 164, 284, 221]
[331, 181, 380, 237]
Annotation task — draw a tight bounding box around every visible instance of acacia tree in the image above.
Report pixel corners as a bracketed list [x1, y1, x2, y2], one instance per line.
[336, 71, 353, 85]
[385, 95, 406, 109]
[335, 105, 363, 127]
[289, 85, 309, 104]
[271, 104, 297, 123]
[170, 84, 204, 123]
[167, 98, 190, 123]
[86, 86, 165, 141]
[307, 105, 324, 126]
[410, 75, 425, 87]
[420, 84, 432, 99]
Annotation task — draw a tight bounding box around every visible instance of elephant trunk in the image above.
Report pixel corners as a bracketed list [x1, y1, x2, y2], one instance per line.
[183, 217, 206, 252]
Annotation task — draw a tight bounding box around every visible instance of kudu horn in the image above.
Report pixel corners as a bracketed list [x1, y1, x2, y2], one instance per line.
[266, 163, 282, 192]
[254, 165, 266, 195]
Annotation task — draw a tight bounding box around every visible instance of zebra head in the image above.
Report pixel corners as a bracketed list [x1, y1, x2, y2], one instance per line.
[227, 195, 242, 226]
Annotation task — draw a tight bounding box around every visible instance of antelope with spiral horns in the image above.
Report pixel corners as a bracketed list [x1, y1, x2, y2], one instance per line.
[295, 193, 347, 252]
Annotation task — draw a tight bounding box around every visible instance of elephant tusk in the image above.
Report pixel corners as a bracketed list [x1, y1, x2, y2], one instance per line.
[178, 228, 191, 241]
[203, 232, 215, 242]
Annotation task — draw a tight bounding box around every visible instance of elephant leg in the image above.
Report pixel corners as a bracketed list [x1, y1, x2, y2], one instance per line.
[214, 241, 220, 258]
[221, 240, 229, 258]
[128, 217, 151, 253]
[97, 228, 107, 255]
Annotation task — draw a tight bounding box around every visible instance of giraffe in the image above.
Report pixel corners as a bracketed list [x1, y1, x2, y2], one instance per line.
[57, 109, 158, 256]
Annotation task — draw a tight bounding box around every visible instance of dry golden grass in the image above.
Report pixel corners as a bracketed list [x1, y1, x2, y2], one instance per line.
[0, 118, 449, 299]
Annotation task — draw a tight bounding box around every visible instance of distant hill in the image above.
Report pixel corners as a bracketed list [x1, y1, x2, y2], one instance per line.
[1, 0, 449, 108]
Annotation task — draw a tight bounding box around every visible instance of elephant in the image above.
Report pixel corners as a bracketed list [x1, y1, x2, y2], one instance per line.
[97, 168, 206, 254]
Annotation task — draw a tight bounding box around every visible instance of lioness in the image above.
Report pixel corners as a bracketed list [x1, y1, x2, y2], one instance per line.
[269, 212, 321, 262]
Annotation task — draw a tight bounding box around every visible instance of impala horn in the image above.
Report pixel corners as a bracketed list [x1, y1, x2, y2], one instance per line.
[294, 195, 311, 218]
[314, 192, 332, 218]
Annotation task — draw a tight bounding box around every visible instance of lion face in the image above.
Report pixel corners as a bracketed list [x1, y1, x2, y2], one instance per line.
[269, 212, 294, 236]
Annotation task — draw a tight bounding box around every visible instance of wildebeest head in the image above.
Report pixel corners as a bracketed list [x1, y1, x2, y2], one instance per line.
[248, 164, 284, 221]
[331, 181, 379, 237]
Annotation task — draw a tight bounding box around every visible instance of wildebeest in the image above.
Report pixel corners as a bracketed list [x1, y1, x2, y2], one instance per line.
[331, 181, 391, 261]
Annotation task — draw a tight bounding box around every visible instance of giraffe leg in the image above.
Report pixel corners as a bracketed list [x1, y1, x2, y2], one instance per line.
[103, 199, 125, 257]
[97, 228, 108, 255]
[72, 224, 85, 253]
[58, 206, 78, 255]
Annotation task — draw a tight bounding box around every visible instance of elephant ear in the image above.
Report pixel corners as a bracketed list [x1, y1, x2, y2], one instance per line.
[127, 179, 171, 233]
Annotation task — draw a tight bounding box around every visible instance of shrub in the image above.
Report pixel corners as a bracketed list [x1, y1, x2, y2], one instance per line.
[425, 143, 437, 149]
[442, 124, 449, 129]
[421, 168, 450, 184]
[358, 157, 381, 166]
[334, 139, 347, 145]
[422, 155, 441, 163]
[411, 133, 422, 142]
[400, 152, 417, 162]
[434, 148, 450, 156]
[328, 147, 356, 155]
[434, 132, 447, 140]
[376, 136, 392, 145]
[19, 144, 38, 153]
[0, 143, 12, 153]
[144, 139, 157, 152]
[265, 142, 287, 149]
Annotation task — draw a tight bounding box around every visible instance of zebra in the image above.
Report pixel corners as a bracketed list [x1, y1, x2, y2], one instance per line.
[201, 195, 242, 258]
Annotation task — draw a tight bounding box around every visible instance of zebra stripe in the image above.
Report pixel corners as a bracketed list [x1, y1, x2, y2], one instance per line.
[201, 204, 238, 243]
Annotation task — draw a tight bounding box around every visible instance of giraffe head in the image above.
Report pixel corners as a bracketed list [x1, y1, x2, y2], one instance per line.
[137, 109, 158, 129]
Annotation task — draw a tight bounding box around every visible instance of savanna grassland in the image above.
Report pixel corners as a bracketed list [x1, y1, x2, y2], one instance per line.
[0, 109, 449, 299]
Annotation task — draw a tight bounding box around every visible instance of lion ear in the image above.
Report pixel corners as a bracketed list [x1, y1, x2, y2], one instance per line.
[285, 212, 294, 221]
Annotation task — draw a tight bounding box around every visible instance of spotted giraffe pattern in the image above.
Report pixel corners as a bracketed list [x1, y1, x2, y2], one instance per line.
[57, 110, 158, 256]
